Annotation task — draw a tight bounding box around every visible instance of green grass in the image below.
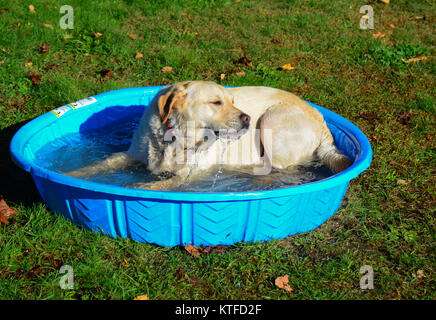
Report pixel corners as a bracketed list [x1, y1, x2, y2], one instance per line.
[0, 0, 435, 300]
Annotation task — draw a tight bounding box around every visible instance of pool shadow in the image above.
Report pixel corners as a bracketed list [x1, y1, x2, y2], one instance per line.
[78, 105, 145, 134]
[0, 120, 41, 206]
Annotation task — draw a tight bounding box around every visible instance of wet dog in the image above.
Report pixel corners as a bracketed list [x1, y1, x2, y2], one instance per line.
[66, 81, 351, 190]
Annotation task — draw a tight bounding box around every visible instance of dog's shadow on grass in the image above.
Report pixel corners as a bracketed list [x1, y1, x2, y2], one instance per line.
[0, 120, 41, 207]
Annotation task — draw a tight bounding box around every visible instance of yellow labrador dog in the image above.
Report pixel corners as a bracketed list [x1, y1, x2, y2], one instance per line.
[67, 81, 351, 190]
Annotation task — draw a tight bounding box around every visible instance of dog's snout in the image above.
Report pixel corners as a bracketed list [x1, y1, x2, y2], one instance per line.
[240, 113, 251, 126]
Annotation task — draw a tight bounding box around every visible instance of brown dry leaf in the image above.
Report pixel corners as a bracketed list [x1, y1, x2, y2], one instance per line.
[43, 63, 58, 71]
[0, 8, 8, 14]
[0, 60, 4, 66]
[135, 52, 143, 59]
[416, 270, 424, 279]
[0, 195, 17, 225]
[271, 39, 284, 44]
[380, 0, 389, 4]
[280, 63, 295, 70]
[185, 245, 200, 258]
[201, 245, 226, 254]
[29, 4, 35, 13]
[161, 66, 173, 73]
[235, 54, 251, 66]
[38, 43, 50, 53]
[359, 111, 378, 121]
[373, 32, 385, 39]
[275, 275, 293, 293]
[93, 32, 102, 38]
[99, 68, 112, 78]
[128, 33, 136, 40]
[220, 73, 226, 80]
[396, 179, 409, 186]
[235, 71, 245, 76]
[24, 62, 32, 67]
[401, 56, 427, 63]
[43, 23, 53, 30]
[389, 24, 395, 29]
[398, 111, 413, 125]
[28, 73, 41, 85]
[409, 16, 425, 21]
[133, 294, 149, 300]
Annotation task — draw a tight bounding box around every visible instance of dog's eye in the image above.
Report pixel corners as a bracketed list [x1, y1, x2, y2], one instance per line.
[210, 100, 223, 106]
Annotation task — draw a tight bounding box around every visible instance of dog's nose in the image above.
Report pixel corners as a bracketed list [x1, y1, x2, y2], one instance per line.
[240, 113, 250, 125]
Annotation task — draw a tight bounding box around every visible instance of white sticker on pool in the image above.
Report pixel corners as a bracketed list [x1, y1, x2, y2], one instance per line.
[68, 96, 97, 109]
[49, 105, 71, 118]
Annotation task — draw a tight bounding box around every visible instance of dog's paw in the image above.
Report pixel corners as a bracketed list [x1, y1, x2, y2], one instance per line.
[126, 182, 161, 190]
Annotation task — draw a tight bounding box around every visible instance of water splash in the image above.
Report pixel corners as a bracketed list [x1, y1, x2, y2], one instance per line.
[212, 142, 228, 190]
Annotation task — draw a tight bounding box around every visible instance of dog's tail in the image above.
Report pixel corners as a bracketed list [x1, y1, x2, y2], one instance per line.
[316, 138, 352, 174]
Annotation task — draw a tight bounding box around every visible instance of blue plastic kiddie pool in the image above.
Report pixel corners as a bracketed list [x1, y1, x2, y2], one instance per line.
[10, 86, 372, 247]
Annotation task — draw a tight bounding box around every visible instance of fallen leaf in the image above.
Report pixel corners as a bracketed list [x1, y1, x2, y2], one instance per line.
[235, 54, 251, 66]
[0, 8, 8, 14]
[279, 63, 295, 70]
[135, 52, 143, 59]
[38, 43, 50, 53]
[93, 32, 102, 38]
[161, 66, 173, 72]
[133, 294, 149, 300]
[0, 195, 17, 225]
[185, 245, 200, 258]
[220, 73, 226, 80]
[0, 60, 4, 66]
[24, 62, 33, 67]
[275, 275, 293, 293]
[28, 73, 41, 85]
[29, 4, 35, 13]
[99, 68, 112, 78]
[380, 0, 389, 4]
[63, 34, 73, 40]
[398, 111, 413, 125]
[409, 16, 425, 21]
[128, 33, 136, 40]
[401, 56, 427, 63]
[416, 270, 424, 279]
[359, 111, 378, 121]
[122, 258, 130, 267]
[396, 179, 409, 186]
[373, 32, 385, 39]
[389, 24, 395, 29]
[201, 245, 226, 254]
[43, 23, 53, 30]
[271, 39, 284, 44]
[235, 71, 245, 76]
[42, 63, 58, 70]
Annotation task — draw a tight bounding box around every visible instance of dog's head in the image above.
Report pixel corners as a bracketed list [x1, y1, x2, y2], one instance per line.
[157, 81, 250, 140]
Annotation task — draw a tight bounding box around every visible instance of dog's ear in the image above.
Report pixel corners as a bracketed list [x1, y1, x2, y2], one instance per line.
[158, 86, 187, 124]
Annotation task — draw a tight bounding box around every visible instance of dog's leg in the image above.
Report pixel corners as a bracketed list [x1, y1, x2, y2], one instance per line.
[64, 152, 133, 178]
[127, 166, 196, 191]
[127, 176, 184, 191]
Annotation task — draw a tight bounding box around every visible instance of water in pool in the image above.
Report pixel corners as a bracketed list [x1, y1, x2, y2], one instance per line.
[34, 118, 335, 192]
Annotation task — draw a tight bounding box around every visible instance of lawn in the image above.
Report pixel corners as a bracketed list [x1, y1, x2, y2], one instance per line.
[0, 0, 434, 300]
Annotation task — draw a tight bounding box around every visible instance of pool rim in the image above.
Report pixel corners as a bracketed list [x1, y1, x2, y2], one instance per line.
[10, 86, 373, 202]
